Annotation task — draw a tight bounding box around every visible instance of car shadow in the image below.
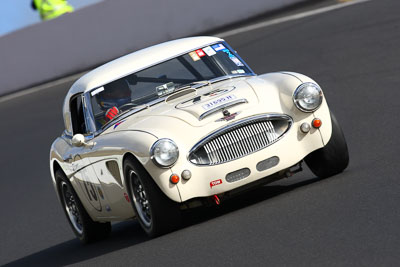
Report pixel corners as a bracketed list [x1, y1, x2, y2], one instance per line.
[4, 221, 149, 266]
[181, 175, 324, 226]
[4, 175, 326, 266]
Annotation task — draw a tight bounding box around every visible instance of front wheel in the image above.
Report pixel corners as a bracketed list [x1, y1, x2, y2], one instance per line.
[56, 170, 111, 243]
[124, 157, 181, 237]
[305, 113, 349, 178]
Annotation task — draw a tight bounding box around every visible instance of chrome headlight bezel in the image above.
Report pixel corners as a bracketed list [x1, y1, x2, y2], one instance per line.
[150, 138, 179, 168]
[293, 82, 323, 112]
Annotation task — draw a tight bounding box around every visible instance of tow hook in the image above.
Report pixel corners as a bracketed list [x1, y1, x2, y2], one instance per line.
[285, 162, 303, 177]
[213, 195, 221, 205]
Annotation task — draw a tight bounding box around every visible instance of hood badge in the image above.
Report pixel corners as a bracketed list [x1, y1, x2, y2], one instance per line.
[216, 110, 241, 122]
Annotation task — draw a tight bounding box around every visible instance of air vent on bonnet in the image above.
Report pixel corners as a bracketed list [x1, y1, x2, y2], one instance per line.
[165, 89, 196, 102]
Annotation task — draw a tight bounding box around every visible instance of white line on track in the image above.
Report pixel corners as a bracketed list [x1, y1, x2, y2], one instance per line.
[0, 0, 372, 103]
[0, 71, 86, 103]
[216, 0, 372, 38]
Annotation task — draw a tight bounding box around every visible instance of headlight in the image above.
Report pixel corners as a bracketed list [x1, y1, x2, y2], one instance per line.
[150, 139, 179, 167]
[293, 82, 323, 112]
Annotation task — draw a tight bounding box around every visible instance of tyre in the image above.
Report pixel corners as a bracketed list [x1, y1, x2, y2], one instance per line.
[56, 170, 111, 243]
[305, 113, 349, 178]
[124, 157, 181, 237]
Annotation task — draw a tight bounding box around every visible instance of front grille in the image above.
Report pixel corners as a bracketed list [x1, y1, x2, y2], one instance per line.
[188, 114, 292, 165]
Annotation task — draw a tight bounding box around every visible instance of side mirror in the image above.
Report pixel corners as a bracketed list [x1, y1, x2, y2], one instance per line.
[71, 134, 86, 147]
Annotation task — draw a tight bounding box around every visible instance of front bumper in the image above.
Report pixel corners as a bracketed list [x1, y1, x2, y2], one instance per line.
[171, 112, 329, 202]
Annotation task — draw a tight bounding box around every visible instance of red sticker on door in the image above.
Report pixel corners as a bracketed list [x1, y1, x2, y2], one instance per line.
[210, 179, 222, 188]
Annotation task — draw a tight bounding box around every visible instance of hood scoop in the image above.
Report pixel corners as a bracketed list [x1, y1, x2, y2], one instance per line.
[175, 86, 247, 121]
[136, 80, 259, 125]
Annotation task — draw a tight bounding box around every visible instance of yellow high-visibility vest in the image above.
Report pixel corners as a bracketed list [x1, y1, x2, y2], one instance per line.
[33, 0, 74, 21]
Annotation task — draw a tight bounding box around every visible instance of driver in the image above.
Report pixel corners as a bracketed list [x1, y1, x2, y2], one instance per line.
[97, 79, 132, 122]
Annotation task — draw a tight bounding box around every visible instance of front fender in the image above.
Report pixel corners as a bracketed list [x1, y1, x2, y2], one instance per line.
[254, 72, 332, 146]
[92, 130, 182, 203]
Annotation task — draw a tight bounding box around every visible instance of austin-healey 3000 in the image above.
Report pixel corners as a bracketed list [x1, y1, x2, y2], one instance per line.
[50, 36, 349, 243]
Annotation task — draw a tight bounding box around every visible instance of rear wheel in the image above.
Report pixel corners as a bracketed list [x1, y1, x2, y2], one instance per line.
[305, 113, 349, 178]
[124, 157, 181, 237]
[56, 170, 111, 243]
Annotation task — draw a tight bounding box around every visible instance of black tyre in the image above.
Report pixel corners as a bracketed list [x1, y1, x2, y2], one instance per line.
[56, 170, 111, 243]
[305, 113, 349, 178]
[124, 157, 181, 237]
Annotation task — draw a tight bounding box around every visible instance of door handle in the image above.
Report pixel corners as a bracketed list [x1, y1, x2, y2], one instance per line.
[63, 154, 79, 162]
[63, 154, 72, 162]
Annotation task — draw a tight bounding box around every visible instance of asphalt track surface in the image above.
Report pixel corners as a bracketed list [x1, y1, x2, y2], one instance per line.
[1, 0, 400, 265]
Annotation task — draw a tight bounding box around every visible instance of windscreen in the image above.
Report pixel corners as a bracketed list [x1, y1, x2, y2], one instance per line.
[89, 42, 252, 130]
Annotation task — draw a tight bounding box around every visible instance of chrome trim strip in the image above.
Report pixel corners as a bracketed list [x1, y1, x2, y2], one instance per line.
[199, 99, 248, 121]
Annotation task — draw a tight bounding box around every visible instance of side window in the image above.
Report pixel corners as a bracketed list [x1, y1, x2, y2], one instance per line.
[70, 94, 87, 135]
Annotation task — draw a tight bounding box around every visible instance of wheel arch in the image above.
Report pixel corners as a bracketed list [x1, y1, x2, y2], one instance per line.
[121, 151, 182, 203]
[51, 159, 65, 200]
[121, 152, 141, 187]
[53, 160, 63, 177]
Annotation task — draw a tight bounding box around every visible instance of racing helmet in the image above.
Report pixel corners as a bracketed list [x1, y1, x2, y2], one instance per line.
[97, 79, 132, 109]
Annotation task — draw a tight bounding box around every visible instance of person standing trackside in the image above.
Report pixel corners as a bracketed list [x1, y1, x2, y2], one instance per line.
[31, 0, 74, 21]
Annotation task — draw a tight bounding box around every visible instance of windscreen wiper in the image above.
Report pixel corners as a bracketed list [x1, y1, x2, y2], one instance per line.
[174, 80, 211, 91]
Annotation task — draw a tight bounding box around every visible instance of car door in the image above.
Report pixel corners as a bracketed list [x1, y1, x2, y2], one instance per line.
[66, 94, 104, 214]
[68, 93, 134, 220]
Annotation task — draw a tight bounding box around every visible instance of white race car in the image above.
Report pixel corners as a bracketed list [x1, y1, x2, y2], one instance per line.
[50, 36, 349, 243]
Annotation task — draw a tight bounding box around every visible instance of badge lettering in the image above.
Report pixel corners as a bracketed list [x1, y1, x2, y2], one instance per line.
[210, 179, 222, 188]
[202, 95, 236, 110]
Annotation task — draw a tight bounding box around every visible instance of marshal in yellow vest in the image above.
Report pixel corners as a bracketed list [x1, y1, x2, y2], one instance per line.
[32, 0, 74, 21]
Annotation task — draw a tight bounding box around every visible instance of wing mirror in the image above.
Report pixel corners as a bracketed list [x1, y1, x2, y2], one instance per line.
[71, 134, 95, 147]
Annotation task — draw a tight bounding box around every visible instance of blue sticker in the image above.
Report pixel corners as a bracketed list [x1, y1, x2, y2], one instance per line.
[222, 48, 235, 58]
[212, 44, 226, 51]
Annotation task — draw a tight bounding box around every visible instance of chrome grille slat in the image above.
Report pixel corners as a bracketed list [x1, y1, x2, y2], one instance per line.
[265, 121, 272, 141]
[227, 132, 238, 159]
[239, 128, 251, 154]
[208, 142, 217, 164]
[260, 122, 271, 143]
[243, 126, 256, 151]
[233, 130, 246, 155]
[256, 123, 267, 147]
[211, 140, 221, 164]
[211, 140, 219, 164]
[221, 135, 233, 159]
[189, 115, 292, 166]
[252, 123, 264, 148]
[268, 121, 278, 140]
[216, 138, 227, 163]
[263, 121, 271, 142]
[209, 140, 217, 164]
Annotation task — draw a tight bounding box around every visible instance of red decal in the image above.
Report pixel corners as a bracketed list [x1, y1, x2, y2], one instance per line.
[196, 49, 206, 57]
[124, 193, 130, 203]
[210, 179, 222, 188]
